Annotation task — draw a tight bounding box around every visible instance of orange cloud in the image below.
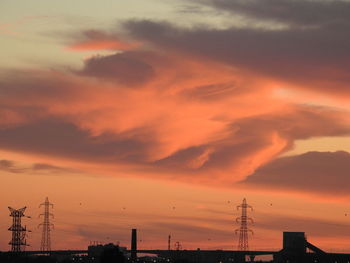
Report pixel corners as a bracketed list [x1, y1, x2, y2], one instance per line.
[2, 23, 350, 194]
[1, 54, 349, 188]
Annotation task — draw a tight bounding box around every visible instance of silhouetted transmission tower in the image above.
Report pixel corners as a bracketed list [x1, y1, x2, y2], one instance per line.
[38, 197, 54, 252]
[8, 207, 28, 252]
[235, 198, 253, 251]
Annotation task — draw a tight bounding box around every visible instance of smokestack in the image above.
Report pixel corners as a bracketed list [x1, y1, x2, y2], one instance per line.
[131, 229, 137, 260]
[168, 235, 171, 250]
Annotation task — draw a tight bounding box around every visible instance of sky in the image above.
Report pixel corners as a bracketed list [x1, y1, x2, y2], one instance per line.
[1, 0, 350, 253]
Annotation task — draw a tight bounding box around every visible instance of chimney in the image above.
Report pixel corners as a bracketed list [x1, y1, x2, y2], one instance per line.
[131, 229, 137, 260]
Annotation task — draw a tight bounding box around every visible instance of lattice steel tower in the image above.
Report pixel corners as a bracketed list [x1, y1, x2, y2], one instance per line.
[8, 207, 28, 252]
[38, 197, 54, 252]
[235, 198, 253, 251]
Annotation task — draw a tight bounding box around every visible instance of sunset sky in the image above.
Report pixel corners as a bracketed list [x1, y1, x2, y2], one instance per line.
[2, 0, 350, 253]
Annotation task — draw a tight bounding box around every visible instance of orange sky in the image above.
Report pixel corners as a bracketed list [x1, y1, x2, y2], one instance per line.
[2, 0, 350, 253]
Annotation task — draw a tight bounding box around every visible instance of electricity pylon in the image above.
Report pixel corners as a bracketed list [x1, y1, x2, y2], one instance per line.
[38, 197, 54, 252]
[8, 207, 28, 252]
[235, 198, 253, 250]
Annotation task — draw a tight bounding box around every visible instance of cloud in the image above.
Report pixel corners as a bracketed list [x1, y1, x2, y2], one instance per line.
[203, 0, 350, 28]
[79, 51, 155, 85]
[0, 158, 77, 175]
[154, 107, 350, 182]
[0, 159, 22, 173]
[123, 19, 350, 95]
[1, 101, 349, 186]
[0, 118, 154, 164]
[1, 49, 350, 185]
[242, 151, 350, 195]
[2, 7, 350, 188]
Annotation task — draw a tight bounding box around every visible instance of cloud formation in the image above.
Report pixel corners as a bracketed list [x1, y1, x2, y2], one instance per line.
[1, 0, 350, 191]
[243, 151, 350, 196]
[123, 16, 350, 94]
[204, 0, 350, 28]
[0, 158, 77, 175]
[79, 51, 155, 85]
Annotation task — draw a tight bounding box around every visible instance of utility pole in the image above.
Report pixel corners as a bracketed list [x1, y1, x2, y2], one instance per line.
[38, 197, 54, 252]
[235, 198, 253, 251]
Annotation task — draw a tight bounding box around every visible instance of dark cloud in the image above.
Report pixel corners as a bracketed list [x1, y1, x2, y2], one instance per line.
[0, 118, 155, 164]
[0, 70, 80, 101]
[242, 151, 350, 195]
[232, 107, 350, 141]
[123, 18, 350, 93]
[0, 105, 49, 125]
[206, 0, 350, 28]
[79, 51, 155, 85]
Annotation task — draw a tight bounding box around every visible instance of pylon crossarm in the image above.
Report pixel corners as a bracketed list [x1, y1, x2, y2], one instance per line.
[8, 207, 15, 214]
[18, 207, 26, 213]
